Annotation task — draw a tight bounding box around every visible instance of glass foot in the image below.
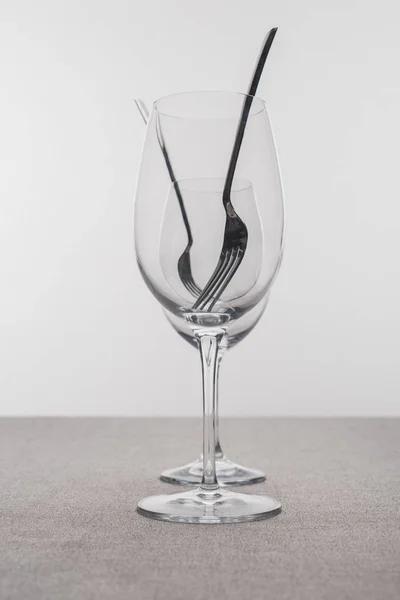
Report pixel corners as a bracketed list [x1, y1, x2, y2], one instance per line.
[160, 456, 266, 486]
[137, 487, 281, 524]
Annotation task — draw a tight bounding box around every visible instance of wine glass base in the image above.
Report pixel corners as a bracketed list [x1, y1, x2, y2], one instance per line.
[160, 456, 266, 487]
[137, 487, 281, 524]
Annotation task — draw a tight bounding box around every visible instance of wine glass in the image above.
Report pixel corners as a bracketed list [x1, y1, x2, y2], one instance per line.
[134, 97, 272, 487]
[161, 295, 269, 486]
[134, 91, 284, 523]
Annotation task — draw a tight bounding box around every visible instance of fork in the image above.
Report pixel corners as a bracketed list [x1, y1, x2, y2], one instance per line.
[155, 117, 202, 297]
[193, 27, 278, 312]
[135, 98, 201, 298]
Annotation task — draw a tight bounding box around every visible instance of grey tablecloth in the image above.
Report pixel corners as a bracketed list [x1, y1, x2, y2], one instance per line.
[0, 418, 399, 599]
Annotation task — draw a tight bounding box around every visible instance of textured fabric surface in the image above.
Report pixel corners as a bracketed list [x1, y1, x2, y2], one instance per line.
[0, 418, 399, 600]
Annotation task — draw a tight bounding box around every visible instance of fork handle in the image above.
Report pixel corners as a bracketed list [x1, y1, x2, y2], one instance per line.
[223, 27, 278, 206]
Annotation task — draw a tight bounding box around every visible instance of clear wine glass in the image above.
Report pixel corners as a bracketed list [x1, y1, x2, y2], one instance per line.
[161, 295, 269, 486]
[134, 91, 284, 523]
[134, 97, 272, 487]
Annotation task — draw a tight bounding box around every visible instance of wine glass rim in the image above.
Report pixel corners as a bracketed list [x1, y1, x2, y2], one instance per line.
[173, 176, 253, 194]
[154, 90, 266, 120]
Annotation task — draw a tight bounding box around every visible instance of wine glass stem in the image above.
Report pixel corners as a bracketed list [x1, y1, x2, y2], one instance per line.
[214, 348, 226, 460]
[195, 329, 225, 491]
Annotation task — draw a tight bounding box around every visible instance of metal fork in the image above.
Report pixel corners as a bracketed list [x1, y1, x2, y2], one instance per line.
[135, 99, 201, 298]
[192, 191, 248, 311]
[193, 28, 278, 312]
[155, 117, 202, 297]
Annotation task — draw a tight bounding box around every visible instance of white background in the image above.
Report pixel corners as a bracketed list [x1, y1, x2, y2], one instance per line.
[1, 0, 399, 416]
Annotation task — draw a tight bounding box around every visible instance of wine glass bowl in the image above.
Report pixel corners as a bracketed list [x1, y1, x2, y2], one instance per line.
[159, 177, 263, 311]
[135, 92, 284, 322]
